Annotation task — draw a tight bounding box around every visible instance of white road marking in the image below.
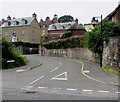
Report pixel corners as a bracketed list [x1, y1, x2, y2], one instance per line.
[98, 90, 109, 93]
[50, 67, 59, 72]
[38, 87, 47, 89]
[53, 88, 62, 90]
[50, 72, 67, 80]
[115, 92, 120, 94]
[77, 61, 106, 84]
[66, 88, 77, 91]
[82, 89, 93, 92]
[28, 76, 44, 85]
[27, 86, 33, 88]
[59, 62, 62, 66]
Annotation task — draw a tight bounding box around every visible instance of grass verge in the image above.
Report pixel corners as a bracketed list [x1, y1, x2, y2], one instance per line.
[102, 66, 120, 77]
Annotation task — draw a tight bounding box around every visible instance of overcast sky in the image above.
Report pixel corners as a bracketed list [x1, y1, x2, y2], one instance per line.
[1, 0, 120, 24]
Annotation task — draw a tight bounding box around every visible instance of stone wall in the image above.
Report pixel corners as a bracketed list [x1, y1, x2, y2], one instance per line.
[102, 36, 120, 67]
[44, 47, 100, 63]
[43, 36, 120, 68]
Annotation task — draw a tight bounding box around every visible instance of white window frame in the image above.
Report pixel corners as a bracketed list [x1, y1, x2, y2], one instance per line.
[21, 30, 25, 34]
[4, 31, 8, 36]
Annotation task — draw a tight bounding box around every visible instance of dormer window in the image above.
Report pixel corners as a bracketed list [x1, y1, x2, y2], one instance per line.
[62, 25, 65, 29]
[13, 21, 19, 26]
[52, 25, 57, 29]
[21, 19, 27, 25]
[6, 21, 11, 26]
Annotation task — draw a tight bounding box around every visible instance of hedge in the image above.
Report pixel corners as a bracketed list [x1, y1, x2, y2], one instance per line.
[42, 36, 85, 49]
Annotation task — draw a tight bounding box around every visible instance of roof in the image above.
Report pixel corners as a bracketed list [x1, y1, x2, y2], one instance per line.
[1, 17, 34, 27]
[69, 23, 85, 30]
[48, 22, 76, 30]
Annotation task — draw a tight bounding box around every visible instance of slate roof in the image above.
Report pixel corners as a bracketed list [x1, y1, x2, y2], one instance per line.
[48, 22, 85, 31]
[1, 17, 34, 27]
[48, 22, 76, 30]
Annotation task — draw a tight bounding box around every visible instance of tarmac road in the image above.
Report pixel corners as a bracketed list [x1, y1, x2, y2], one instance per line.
[2, 55, 119, 100]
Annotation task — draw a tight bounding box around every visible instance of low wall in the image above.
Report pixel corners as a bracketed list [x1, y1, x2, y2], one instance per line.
[45, 47, 100, 63]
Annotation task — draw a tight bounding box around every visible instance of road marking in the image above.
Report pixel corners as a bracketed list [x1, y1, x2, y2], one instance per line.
[50, 67, 59, 72]
[50, 72, 67, 80]
[66, 88, 77, 91]
[53, 88, 62, 90]
[77, 61, 106, 84]
[28, 76, 44, 85]
[59, 62, 62, 66]
[82, 70, 90, 73]
[27, 86, 33, 88]
[98, 90, 109, 93]
[82, 89, 92, 92]
[38, 87, 47, 89]
[16, 69, 26, 72]
[115, 92, 120, 94]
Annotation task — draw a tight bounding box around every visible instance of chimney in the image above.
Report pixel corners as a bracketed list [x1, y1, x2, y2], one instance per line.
[91, 17, 98, 23]
[32, 12, 37, 18]
[75, 18, 78, 23]
[2, 19, 6, 24]
[7, 15, 11, 20]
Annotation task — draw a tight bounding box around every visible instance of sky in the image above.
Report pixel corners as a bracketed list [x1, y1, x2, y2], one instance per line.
[1, 0, 120, 24]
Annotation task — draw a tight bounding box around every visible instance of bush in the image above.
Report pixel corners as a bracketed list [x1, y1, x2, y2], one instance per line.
[2, 37, 28, 69]
[85, 21, 120, 53]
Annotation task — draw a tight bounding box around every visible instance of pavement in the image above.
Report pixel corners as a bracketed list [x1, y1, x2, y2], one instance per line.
[70, 58, 119, 86]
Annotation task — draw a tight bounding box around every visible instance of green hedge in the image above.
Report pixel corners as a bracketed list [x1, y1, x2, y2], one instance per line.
[2, 38, 28, 69]
[42, 37, 85, 49]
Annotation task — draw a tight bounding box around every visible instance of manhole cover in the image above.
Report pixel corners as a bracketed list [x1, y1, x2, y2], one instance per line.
[26, 90, 37, 94]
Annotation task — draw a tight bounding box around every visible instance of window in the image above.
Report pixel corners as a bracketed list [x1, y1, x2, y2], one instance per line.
[4, 31, 8, 36]
[12, 36, 17, 42]
[13, 21, 19, 26]
[21, 19, 27, 25]
[52, 34, 56, 39]
[32, 30, 35, 35]
[32, 39, 35, 42]
[6, 21, 11, 26]
[21, 30, 25, 34]
[52, 25, 57, 29]
[13, 31, 16, 36]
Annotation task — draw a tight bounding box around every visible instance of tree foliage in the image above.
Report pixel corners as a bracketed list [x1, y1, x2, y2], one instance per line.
[2, 38, 27, 69]
[61, 31, 72, 39]
[58, 15, 74, 23]
[85, 21, 120, 53]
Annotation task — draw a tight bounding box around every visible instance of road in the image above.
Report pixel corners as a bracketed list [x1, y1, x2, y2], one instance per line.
[2, 55, 119, 100]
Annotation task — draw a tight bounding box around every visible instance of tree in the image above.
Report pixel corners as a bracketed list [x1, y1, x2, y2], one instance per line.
[60, 31, 72, 39]
[58, 15, 74, 23]
[85, 21, 120, 53]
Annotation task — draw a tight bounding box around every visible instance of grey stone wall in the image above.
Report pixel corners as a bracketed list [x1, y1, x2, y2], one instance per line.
[102, 36, 120, 67]
[45, 47, 100, 63]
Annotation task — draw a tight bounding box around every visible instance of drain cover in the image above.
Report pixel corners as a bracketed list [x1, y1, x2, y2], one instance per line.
[26, 90, 37, 94]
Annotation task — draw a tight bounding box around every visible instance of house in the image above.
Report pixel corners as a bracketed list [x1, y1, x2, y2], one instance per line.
[104, 2, 120, 23]
[1, 13, 42, 43]
[84, 17, 99, 32]
[48, 22, 86, 41]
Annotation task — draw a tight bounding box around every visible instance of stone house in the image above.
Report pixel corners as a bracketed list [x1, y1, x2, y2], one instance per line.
[39, 14, 58, 41]
[1, 13, 42, 54]
[1, 13, 42, 43]
[84, 17, 99, 32]
[48, 22, 86, 41]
